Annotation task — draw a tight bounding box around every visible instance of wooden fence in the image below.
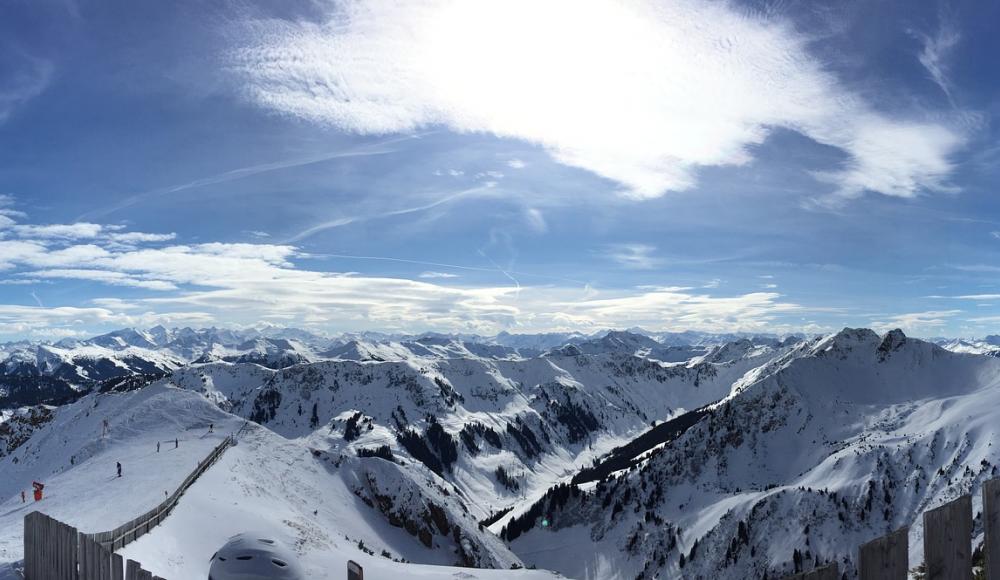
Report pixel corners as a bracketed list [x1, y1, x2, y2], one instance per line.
[87, 435, 234, 552]
[23, 432, 239, 580]
[784, 477, 1000, 580]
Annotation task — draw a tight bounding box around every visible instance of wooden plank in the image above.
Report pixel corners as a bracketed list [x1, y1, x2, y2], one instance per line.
[56, 517, 65, 580]
[98, 542, 112, 580]
[859, 526, 909, 580]
[113, 553, 124, 580]
[78, 532, 88, 580]
[23, 512, 39, 580]
[69, 523, 80, 580]
[87, 536, 97, 580]
[924, 494, 973, 580]
[986, 479, 1000, 580]
[125, 559, 141, 580]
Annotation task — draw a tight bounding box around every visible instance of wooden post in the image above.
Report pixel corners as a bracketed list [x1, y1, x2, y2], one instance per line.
[924, 494, 973, 580]
[859, 526, 909, 580]
[125, 559, 140, 580]
[23, 512, 41, 580]
[98, 541, 112, 580]
[78, 532, 88, 580]
[113, 553, 124, 580]
[985, 479, 1000, 580]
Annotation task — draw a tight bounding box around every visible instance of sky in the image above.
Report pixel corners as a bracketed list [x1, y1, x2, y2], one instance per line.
[0, 0, 999, 341]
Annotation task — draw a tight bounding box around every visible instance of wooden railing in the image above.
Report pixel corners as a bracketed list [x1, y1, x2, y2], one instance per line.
[23, 425, 247, 580]
[86, 435, 234, 552]
[784, 478, 1000, 580]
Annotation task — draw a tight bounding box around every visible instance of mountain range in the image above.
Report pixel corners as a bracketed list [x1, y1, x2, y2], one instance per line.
[2, 326, 1000, 579]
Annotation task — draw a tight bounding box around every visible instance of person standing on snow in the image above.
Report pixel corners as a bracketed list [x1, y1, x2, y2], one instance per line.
[175, 438, 178, 449]
[21, 490, 25, 503]
[117, 462, 122, 478]
[157, 441, 160, 453]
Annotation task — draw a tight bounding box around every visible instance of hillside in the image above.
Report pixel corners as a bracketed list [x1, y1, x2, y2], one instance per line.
[502, 329, 1000, 579]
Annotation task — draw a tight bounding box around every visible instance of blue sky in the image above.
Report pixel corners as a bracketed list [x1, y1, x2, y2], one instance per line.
[1, 0, 999, 340]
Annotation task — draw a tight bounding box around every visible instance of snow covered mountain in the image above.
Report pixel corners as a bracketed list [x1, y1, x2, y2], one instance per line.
[5, 325, 1000, 579]
[499, 329, 1000, 579]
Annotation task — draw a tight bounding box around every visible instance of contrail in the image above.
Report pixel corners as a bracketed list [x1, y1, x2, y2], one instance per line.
[77, 132, 432, 221]
[478, 248, 521, 294]
[310, 253, 588, 286]
[286, 184, 491, 243]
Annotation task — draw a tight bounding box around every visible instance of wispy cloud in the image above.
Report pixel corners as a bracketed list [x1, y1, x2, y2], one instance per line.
[0, 49, 52, 122]
[604, 244, 662, 270]
[912, 15, 961, 105]
[77, 132, 427, 220]
[286, 183, 496, 242]
[231, 0, 965, 200]
[870, 310, 961, 335]
[0, 207, 819, 336]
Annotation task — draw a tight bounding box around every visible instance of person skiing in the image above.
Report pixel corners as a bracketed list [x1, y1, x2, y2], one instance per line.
[209, 423, 214, 433]
[156, 441, 160, 453]
[116, 462, 122, 478]
[175, 438, 178, 449]
[21, 490, 25, 503]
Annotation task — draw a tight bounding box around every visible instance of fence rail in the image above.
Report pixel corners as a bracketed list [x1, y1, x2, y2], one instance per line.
[784, 477, 1000, 580]
[24, 427, 244, 580]
[86, 435, 234, 552]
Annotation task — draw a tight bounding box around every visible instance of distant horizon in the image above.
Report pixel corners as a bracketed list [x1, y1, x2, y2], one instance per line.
[4, 322, 1000, 346]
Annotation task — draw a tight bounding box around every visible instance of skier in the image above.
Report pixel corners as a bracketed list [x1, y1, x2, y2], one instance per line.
[175, 438, 178, 449]
[116, 461, 122, 478]
[156, 441, 160, 453]
[209, 423, 214, 433]
[21, 490, 25, 503]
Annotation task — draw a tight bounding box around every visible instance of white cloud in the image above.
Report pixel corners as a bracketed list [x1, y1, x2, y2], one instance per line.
[507, 158, 526, 169]
[869, 310, 961, 335]
[952, 294, 1000, 300]
[523, 208, 547, 233]
[604, 243, 661, 270]
[107, 232, 177, 244]
[418, 271, 459, 279]
[13, 222, 107, 239]
[544, 288, 802, 333]
[0, 305, 214, 339]
[28, 269, 178, 290]
[912, 17, 960, 104]
[231, 0, 965, 200]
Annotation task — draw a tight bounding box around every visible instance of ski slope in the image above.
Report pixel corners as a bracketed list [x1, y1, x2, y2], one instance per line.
[0, 383, 562, 579]
[0, 384, 236, 577]
[120, 426, 561, 579]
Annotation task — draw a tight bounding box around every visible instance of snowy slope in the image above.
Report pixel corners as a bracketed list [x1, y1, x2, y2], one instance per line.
[0, 384, 561, 579]
[119, 427, 560, 578]
[504, 329, 1000, 580]
[0, 385, 236, 565]
[163, 336, 794, 525]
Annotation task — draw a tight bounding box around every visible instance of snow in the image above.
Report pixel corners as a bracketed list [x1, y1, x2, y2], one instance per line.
[0, 383, 562, 579]
[8, 325, 1000, 580]
[0, 385, 235, 565]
